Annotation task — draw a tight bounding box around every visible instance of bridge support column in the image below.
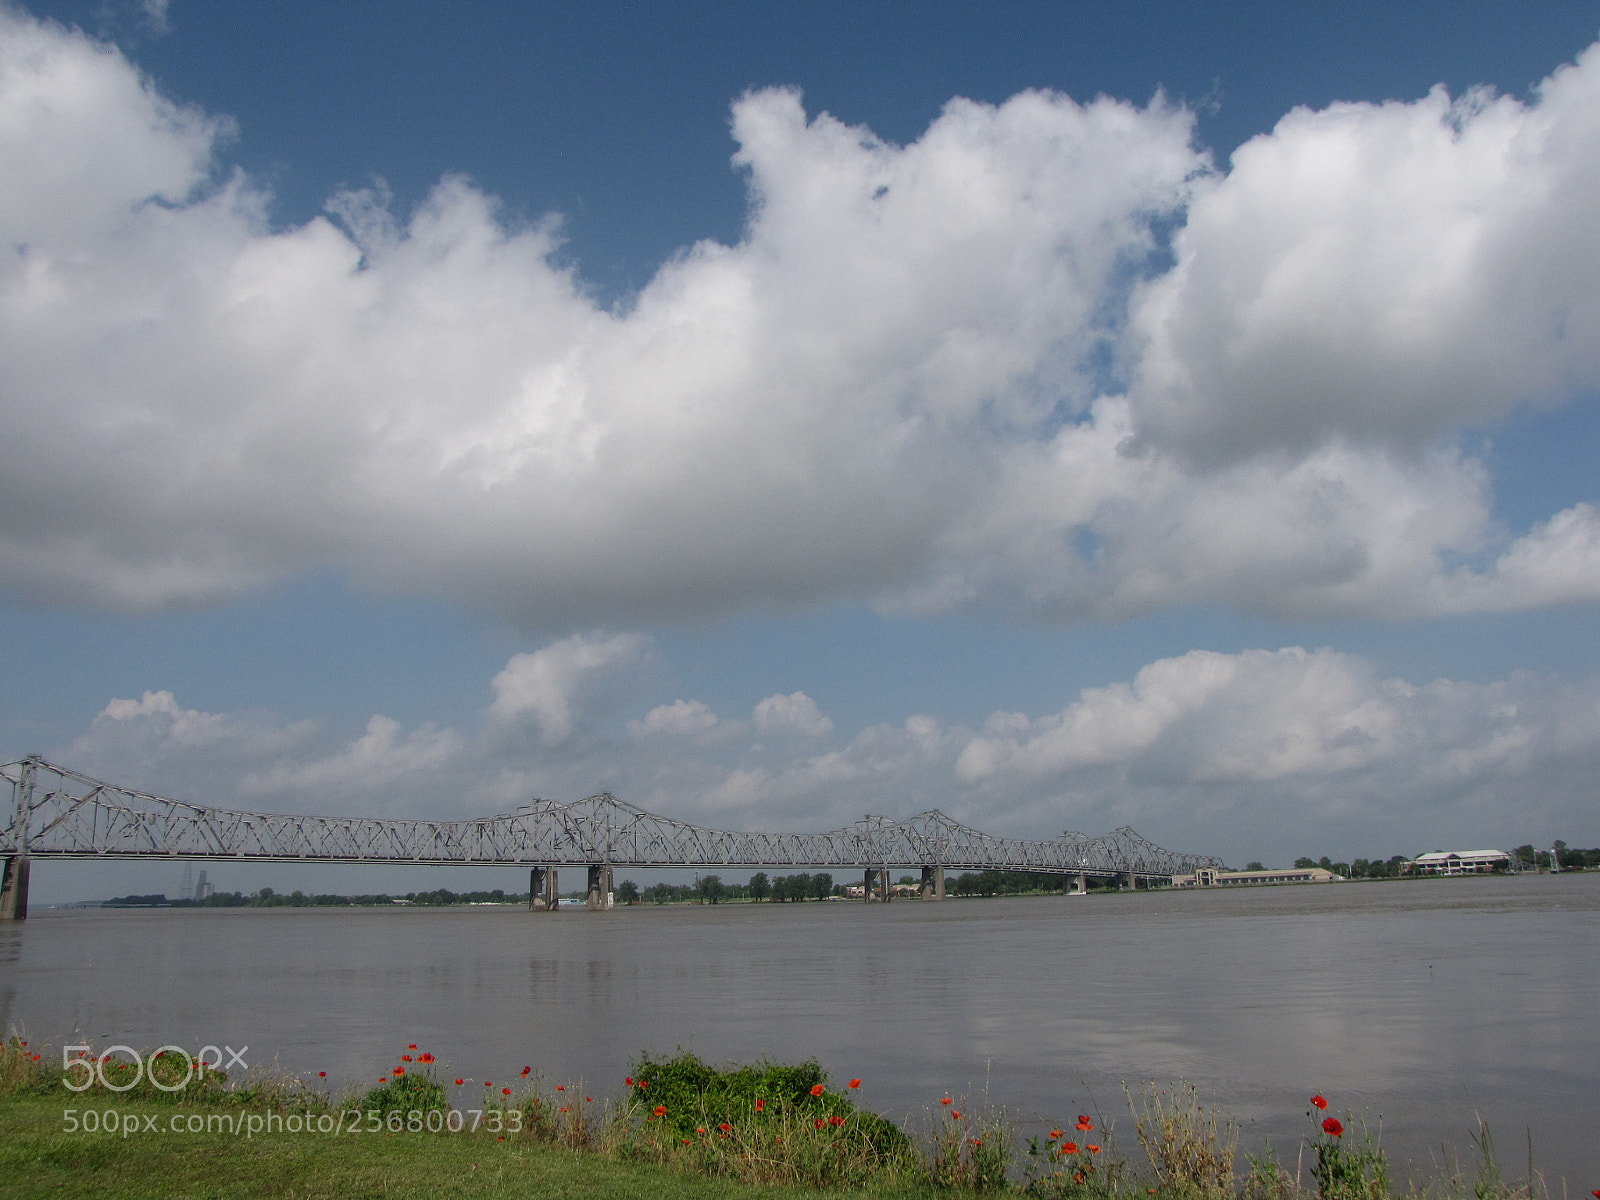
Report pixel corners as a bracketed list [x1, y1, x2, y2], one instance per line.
[0, 856, 28, 921]
[1063, 872, 1087, 896]
[1123, 871, 1137, 890]
[1075, 873, 1087, 895]
[919, 865, 944, 900]
[586, 864, 613, 911]
[528, 866, 559, 912]
[863, 867, 891, 902]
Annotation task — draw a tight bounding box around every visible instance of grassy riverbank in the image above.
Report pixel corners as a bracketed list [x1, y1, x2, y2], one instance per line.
[0, 1092, 900, 1200]
[0, 1039, 1571, 1200]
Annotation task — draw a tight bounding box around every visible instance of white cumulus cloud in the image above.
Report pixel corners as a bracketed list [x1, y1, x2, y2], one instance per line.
[0, 10, 1597, 627]
[488, 632, 649, 743]
[239, 715, 463, 796]
[44, 635, 1600, 859]
[628, 699, 719, 737]
[752, 691, 834, 737]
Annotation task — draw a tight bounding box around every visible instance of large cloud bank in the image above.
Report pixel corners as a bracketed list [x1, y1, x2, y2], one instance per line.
[2, 10, 1599, 623]
[63, 635, 1600, 861]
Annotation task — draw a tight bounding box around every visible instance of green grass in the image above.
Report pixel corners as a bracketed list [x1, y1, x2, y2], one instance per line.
[0, 1093, 928, 1200]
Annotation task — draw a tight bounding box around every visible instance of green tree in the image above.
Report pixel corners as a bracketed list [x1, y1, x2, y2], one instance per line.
[747, 871, 770, 902]
[1245, 861, 1264, 872]
[615, 879, 639, 905]
[811, 872, 833, 900]
[697, 874, 725, 904]
[1294, 857, 1316, 869]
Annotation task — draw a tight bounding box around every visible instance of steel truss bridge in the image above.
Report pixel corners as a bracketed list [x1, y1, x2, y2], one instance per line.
[1, 756, 1224, 917]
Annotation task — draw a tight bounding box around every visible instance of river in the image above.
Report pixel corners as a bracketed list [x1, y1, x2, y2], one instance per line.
[2, 872, 1596, 1184]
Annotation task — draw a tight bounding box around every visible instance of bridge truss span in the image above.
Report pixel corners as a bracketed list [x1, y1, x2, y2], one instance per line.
[1, 757, 1224, 915]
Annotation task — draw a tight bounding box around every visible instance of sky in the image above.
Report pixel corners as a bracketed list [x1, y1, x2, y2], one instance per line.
[3, 0, 1599, 902]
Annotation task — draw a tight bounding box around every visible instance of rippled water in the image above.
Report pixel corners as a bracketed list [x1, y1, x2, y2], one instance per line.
[3, 873, 1596, 1183]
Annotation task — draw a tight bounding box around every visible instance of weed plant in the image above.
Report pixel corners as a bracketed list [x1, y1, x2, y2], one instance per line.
[1129, 1080, 1239, 1199]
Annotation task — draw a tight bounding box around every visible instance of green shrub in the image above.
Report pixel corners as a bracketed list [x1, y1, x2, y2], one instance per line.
[362, 1068, 448, 1115]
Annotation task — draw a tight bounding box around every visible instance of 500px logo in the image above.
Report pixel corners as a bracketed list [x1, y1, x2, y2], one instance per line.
[61, 1044, 248, 1093]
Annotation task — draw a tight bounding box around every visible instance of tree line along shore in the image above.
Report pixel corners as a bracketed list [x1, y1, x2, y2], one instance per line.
[96, 845, 1596, 912]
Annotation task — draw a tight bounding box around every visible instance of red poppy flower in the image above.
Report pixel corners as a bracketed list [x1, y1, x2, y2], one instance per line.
[1088, 1144, 1101, 1154]
[814, 1118, 825, 1129]
[407, 1044, 417, 1050]
[810, 1083, 825, 1096]
[653, 1105, 667, 1116]
[1063, 1142, 1078, 1154]
[638, 1080, 647, 1088]
[1049, 1129, 1064, 1139]
[485, 1081, 492, 1087]
[940, 1097, 953, 1105]
[829, 1115, 845, 1127]
[1322, 1117, 1344, 1137]
[555, 1084, 564, 1090]
[950, 1111, 962, 1120]
[755, 1098, 765, 1111]
[585, 1097, 592, 1102]
[455, 1079, 464, 1086]
[419, 1053, 434, 1063]
[1076, 1115, 1093, 1131]
[719, 1122, 732, 1132]
[393, 1066, 405, 1076]
[400, 1055, 412, 1062]
[502, 1087, 511, 1096]
[848, 1078, 861, 1089]
[625, 1077, 634, 1085]
[318, 1071, 326, 1078]
[1311, 1094, 1328, 1110]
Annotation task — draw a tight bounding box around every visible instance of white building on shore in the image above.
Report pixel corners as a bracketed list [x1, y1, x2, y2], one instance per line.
[1171, 866, 1341, 887]
[1403, 850, 1513, 875]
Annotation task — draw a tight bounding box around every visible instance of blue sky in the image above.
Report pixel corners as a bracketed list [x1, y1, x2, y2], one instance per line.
[4, 0, 1599, 901]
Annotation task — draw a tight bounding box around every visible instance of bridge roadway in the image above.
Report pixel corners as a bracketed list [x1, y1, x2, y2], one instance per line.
[0, 756, 1225, 918]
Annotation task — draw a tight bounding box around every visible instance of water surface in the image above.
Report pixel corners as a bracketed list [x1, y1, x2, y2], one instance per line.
[2, 873, 1595, 1182]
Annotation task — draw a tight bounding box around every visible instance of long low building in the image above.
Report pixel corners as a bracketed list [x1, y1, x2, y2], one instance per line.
[1171, 866, 1341, 887]
[1403, 850, 1513, 875]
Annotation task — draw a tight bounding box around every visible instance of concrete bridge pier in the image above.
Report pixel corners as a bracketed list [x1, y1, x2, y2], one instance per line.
[919, 864, 944, 900]
[0, 856, 28, 921]
[1123, 871, 1138, 890]
[1063, 872, 1087, 896]
[586, 864, 613, 910]
[528, 866, 559, 911]
[863, 867, 891, 902]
